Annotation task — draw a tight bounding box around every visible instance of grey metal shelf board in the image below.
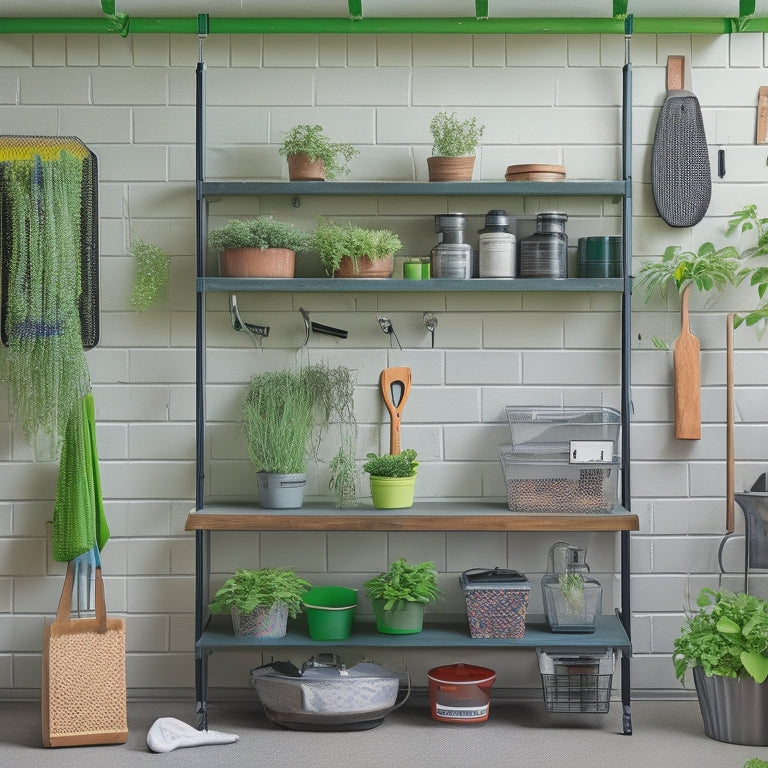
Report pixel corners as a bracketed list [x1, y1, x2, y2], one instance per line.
[201, 180, 628, 197]
[198, 614, 631, 652]
[198, 277, 624, 293]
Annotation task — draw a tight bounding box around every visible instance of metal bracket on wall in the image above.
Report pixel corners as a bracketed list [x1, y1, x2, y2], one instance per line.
[230, 294, 269, 345]
[377, 314, 402, 350]
[423, 312, 438, 348]
[299, 307, 348, 349]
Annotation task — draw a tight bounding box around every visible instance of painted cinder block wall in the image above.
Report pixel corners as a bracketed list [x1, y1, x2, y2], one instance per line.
[0, 29, 767, 696]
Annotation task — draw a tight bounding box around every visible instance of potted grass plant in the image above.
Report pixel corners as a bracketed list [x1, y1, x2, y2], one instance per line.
[427, 110, 485, 182]
[313, 219, 402, 278]
[208, 216, 312, 278]
[365, 557, 442, 634]
[278, 124, 358, 181]
[362, 448, 418, 509]
[242, 363, 358, 509]
[673, 587, 768, 745]
[209, 567, 311, 639]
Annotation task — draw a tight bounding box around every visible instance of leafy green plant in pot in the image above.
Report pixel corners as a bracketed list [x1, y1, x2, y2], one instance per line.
[362, 448, 418, 509]
[241, 363, 358, 509]
[427, 110, 485, 182]
[673, 587, 768, 745]
[313, 219, 402, 278]
[209, 567, 311, 639]
[208, 216, 312, 278]
[278, 124, 358, 181]
[365, 557, 442, 634]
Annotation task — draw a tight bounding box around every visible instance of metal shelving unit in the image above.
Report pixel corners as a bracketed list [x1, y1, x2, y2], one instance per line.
[192, 20, 635, 735]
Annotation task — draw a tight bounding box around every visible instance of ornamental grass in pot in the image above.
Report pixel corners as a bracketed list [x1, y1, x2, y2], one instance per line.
[362, 448, 418, 509]
[427, 111, 485, 182]
[209, 216, 312, 278]
[673, 587, 768, 745]
[313, 219, 402, 278]
[278, 123, 358, 181]
[209, 567, 311, 639]
[365, 557, 442, 634]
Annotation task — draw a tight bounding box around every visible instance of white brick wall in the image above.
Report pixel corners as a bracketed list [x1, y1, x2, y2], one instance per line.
[1, 29, 767, 697]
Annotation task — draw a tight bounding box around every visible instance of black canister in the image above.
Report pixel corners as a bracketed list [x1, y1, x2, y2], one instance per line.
[519, 212, 568, 278]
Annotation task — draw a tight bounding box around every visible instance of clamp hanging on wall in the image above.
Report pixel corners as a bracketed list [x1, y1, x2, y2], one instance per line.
[299, 307, 348, 349]
[230, 294, 269, 345]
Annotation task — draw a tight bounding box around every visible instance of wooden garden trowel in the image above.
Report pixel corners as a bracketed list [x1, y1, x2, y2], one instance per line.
[674, 285, 701, 440]
[380, 366, 411, 455]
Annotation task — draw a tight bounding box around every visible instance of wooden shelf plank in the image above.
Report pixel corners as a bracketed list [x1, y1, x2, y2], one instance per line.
[198, 613, 631, 652]
[185, 502, 639, 532]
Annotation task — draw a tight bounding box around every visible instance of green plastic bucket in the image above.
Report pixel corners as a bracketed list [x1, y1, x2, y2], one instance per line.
[303, 586, 357, 640]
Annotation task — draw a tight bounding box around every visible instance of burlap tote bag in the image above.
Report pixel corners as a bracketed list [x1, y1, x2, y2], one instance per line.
[42, 561, 127, 747]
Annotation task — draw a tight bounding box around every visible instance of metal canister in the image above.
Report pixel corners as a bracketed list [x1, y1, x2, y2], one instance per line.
[432, 213, 473, 279]
[478, 209, 516, 278]
[519, 211, 568, 278]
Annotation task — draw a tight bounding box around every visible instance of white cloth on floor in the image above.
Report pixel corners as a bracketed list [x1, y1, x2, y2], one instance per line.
[146, 717, 239, 753]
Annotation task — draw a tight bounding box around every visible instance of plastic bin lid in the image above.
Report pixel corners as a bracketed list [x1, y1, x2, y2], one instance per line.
[461, 567, 529, 588]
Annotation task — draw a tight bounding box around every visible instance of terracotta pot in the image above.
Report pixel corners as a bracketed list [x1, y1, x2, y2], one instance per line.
[219, 247, 295, 278]
[287, 153, 325, 181]
[427, 155, 476, 182]
[334, 255, 394, 278]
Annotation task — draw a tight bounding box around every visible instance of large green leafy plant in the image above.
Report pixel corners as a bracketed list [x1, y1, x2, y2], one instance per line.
[209, 567, 310, 616]
[364, 558, 442, 612]
[673, 587, 768, 684]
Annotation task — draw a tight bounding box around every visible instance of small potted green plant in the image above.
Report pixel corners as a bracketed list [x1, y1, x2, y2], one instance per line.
[427, 110, 485, 182]
[362, 448, 418, 509]
[365, 557, 442, 634]
[278, 124, 358, 181]
[208, 216, 311, 278]
[209, 567, 311, 639]
[313, 219, 402, 278]
[673, 587, 768, 745]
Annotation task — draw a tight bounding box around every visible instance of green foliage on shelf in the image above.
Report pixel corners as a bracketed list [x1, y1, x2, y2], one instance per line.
[129, 238, 169, 312]
[429, 110, 485, 157]
[362, 448, 418, 478]
[208, 567, 310, 616]
[313, 219, 402, 276]
[364, 558, 443, 611]
[208, 216, 312, 253]
[278, 124, 358, 180]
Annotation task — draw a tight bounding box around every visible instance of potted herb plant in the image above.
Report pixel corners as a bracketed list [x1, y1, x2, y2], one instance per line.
[209, 567, 311, 639]
[242, 363, 357, 509]
[427, 110, 485, 182]
[673, 587, 768, 745]
[313, 219, 402, 278]
[278, 124, 358, 181]
[208, 216, 312, 278]
[364, 557, 442, 634]
[362, 448, 418, 509]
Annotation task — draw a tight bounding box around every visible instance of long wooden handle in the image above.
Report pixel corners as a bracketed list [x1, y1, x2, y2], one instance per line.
[667, 54, 685, 91]
[380, 367, 411, 456]
[674, 285, 701, 440]
[726, 313, 735, 533]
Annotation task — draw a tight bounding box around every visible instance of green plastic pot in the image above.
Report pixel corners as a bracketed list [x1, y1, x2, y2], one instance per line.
[302, 586, 357, 640]
[372, 598, 425, 635]
[369, 473, 416, 509]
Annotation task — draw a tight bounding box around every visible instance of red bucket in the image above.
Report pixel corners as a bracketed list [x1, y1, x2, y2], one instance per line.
[427, 663, 496, 723]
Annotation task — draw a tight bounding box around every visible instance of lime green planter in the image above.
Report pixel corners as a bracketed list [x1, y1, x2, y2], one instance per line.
[372, 598, 425, 635]
[369, 473, 416, 509]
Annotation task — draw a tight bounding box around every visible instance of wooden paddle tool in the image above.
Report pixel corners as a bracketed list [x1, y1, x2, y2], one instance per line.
[674, 285, 701, 440]
[380, 366, 411, 455]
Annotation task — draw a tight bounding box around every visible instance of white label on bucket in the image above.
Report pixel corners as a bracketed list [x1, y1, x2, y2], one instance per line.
[569, 440, 614, 463]
[435, 703, 489, 719]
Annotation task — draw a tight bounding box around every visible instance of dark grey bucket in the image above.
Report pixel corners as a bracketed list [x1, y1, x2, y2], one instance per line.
[693, 667, 768, 746]
[256, 472, 307, 509]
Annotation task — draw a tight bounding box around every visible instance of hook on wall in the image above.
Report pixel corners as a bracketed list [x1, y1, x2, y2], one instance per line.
[230, 294, 269, 346]
[377, 314, 402, 351]
[423, 312, 438, 348]
[300, 307, 348, 349]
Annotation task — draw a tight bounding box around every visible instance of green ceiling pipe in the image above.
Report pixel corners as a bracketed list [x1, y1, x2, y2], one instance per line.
[0, 15, 766, 35]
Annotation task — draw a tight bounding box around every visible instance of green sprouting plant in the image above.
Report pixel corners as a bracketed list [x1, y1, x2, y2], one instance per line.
[129, 239, 169, 312]
[429, 111, 485, 156]
[744, 759, 768, 768]
[313, 219, 402, 276]
[208, 567, 310, 617]
[208, 216, 311, 253]
[278, 124, 358, 180]
[673, 587, 768, 684]
[362, 449, 418, 478]
[559, 572, 586, 613]
[364, 558, 443, 611]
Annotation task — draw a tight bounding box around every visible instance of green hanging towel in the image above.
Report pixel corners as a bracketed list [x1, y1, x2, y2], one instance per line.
[52, 392, 109, 562]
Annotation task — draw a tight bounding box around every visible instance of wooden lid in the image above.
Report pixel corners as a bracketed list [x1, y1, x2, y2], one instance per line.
[506, 164, 566, 175]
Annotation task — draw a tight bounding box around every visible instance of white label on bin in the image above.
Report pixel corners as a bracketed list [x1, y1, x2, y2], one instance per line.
[569, 440, 614, 463]
[435, 703, 489, 719]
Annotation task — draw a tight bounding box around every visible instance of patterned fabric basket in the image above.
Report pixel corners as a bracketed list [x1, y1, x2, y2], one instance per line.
[460, 568, 530, 639]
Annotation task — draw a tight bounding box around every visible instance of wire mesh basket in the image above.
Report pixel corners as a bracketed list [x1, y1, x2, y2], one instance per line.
[537, 649, 614, 713]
